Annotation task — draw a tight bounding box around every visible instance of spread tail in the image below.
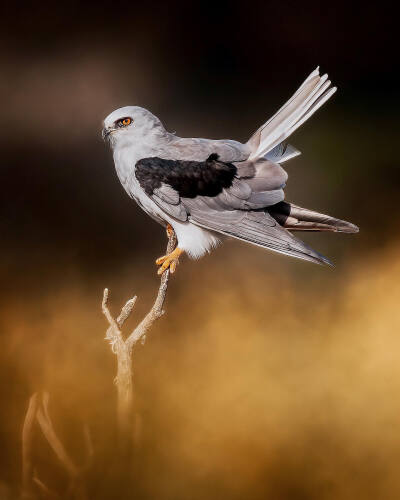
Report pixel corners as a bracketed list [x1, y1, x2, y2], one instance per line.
[247, 67, 337, 161]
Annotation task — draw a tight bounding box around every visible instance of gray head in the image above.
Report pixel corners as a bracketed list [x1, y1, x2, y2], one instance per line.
[102, 106, 168, 148]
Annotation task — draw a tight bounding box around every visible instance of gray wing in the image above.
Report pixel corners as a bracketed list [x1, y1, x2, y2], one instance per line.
[168, 137, 251, 163]
[135, 155, 330, 265]
[169, 135, 301, 164]
[185, 202, 330, 265]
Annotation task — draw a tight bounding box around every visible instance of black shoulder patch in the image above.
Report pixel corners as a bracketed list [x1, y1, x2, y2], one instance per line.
[206, 153, 220, 162]
[135, 155, 237, 199]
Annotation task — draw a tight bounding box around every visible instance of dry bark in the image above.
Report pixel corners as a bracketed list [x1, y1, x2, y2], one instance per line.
[101, 230, 177, 439]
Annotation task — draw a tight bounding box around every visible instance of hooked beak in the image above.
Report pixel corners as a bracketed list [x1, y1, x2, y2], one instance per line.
[101, 127, 112, 140]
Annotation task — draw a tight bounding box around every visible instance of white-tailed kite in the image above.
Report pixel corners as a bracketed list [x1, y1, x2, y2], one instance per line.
[102, 68, 358, 274]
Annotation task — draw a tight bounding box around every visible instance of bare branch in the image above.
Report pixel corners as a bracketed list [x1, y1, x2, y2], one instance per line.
[102, 289, 121, 334]
[36, 395, 79, 477]
[117, 296, 137, 328]
[101, 230, 177, 441]
[21, 393, 91, 500]
[41, 392, 51, 424]
[21, 393, 39, 499]
[125, 231, 176, 352]
[81, 424, 94, 471]
[32, 476, 60, 499]
[102, 288, 126, 353]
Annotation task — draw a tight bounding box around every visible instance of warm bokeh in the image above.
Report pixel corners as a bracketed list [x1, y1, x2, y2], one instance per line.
[0, 1, 398, 498]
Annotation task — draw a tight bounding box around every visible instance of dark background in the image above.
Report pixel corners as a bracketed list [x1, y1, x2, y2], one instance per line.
[0, 1, 398, 499]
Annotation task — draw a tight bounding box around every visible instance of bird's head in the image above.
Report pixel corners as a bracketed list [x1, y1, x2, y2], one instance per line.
[102, 106, 167, 148]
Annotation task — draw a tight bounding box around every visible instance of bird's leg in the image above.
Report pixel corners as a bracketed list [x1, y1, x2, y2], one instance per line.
[166, 223, 174, 239]
[156, 247, 184, 275]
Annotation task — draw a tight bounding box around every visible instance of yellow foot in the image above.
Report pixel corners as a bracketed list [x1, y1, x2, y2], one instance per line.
[156, 247, 183, 275]
[166, 223, 174, 238]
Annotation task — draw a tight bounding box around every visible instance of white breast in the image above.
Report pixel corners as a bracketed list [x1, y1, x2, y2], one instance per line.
[113, 146, 166, 224]
[113, 145, 221, 259]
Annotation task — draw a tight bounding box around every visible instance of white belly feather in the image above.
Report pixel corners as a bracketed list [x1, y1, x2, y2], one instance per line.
[114, 151, 220, 259]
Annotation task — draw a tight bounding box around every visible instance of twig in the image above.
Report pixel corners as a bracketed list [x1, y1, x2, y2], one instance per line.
[32, 476, 60, 500]
[36, 393, 78, 477]
[117, 297, 137, 328]
[82, 424, 94, 471]
[20, 392, 92, 500]
[101, 230, 177, 438]
[126, 232, 176, 351]
[21, 394, 39, 499]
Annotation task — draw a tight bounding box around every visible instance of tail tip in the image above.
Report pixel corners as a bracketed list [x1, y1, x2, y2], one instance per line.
[321, 255, 334, 267]
[340, 222, 359, 234]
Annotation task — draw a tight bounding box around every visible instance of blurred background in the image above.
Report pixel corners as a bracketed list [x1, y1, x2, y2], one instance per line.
[0, 1, 398, 498]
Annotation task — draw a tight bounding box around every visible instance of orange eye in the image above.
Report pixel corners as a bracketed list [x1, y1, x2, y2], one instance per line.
[118, 117, 132, 127]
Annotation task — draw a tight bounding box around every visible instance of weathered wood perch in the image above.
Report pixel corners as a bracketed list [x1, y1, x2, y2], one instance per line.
[101, 230, 177, 438]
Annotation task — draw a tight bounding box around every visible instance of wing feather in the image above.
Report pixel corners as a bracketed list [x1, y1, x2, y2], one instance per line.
[135, 156, 331, 265]
[153, 183, 180, 205]
[152, 191, 187, 221]
[188, 210, 330, 265]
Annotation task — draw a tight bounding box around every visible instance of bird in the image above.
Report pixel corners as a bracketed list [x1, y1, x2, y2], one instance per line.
[102, 67, 358, 275]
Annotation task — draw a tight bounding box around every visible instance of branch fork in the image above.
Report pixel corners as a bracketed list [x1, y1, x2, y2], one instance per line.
[101, 230, 177, 437]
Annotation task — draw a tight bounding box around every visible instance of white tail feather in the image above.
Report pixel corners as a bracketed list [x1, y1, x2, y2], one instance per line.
[247, 68, 337, 161]
[265, 143, 301, 164]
